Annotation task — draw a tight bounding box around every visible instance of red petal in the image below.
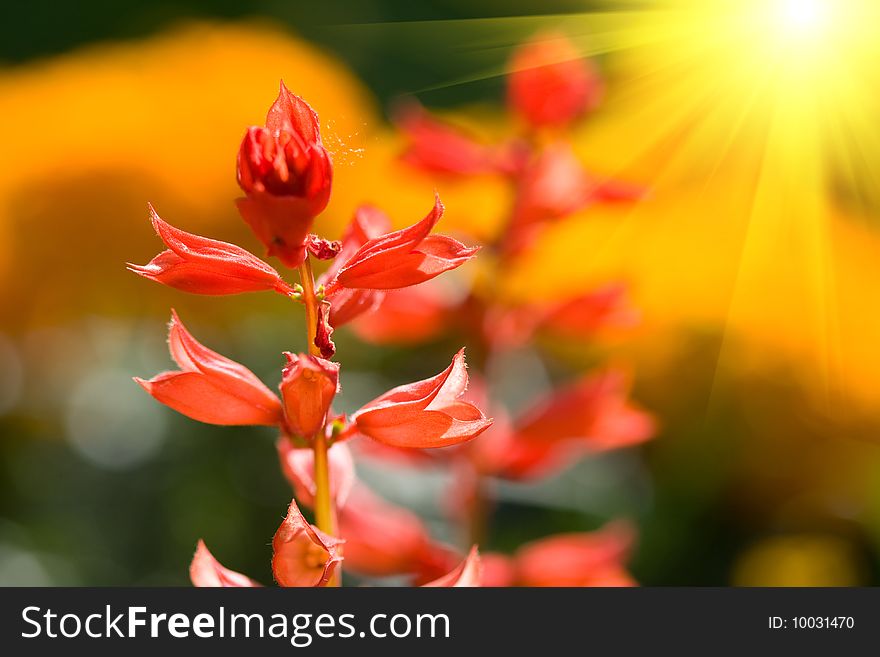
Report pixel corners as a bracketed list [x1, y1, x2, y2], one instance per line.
[345, 205, 393, 244]
[150, 206, 282, 279]
[351, 285, 450, 344]
[277, 439, 355, 509]
[511, 143, 592, 230]
[135, 372, 280, 426]
[326, 288, 386, 328]
[135, 312, 282, 426]
[422, 546, 482, 587]
[328, 194, 477, 292]
[318, 206, 393, 294]
[347, 194, 443, 262]
[515, 522, 636, 587]
[352, 350, 493, 448]
[356, 348, 467, 412]
[479, 553, 517, 587]
[540, 284, 641, 335]
[272, 499, 343, 587]
[266, 80, 322, 144]
[515, 369, 655, 450]
[396, 102, 501, 176]
[335, 235, 478, 291]
[337, 484, 447, 577]
[190, 540, 260, 587]
[128, 206, 290, 295]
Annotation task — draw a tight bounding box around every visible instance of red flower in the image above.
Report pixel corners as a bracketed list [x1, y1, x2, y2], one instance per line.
[395, 102, 524, 177]
[507, 32, 603, 129]
[127, 205, 293, 296]
[479, 552, 517, 587]
[279, 352, 339, 438]
[515, 142, 647, 224]
[337, 484, 457, 579]
[515, 522, 636, 587]
[506, 144, 647, 254]
[351, 349, 493, 448]
[474, 524, 636, 586]
[481, 284, 640, 349]
[236, 81, 332, 267]
[319, 205, 392, 328]
[515, 369, 654, 450]
[351, 284, 453, 345]
[511, 143, 595, 230]
[277, 438, 355, 509]
[539, 284, 640, 336]
[272, 499, 343, 587]
[422, 547, 482, 587]
[135, 311, 282, 426]
[324, 195, 478, 294]
[493, 369, 654, 480]
[190, 540, 261, 587]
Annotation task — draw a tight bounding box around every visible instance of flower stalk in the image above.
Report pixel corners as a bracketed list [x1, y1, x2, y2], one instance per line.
[132, 79, 501, 588]
[297, 255, 339, 585]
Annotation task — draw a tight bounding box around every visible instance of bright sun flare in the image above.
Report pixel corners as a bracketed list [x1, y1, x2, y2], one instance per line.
[779, 0, 828, 34]
[371, 0, 880, 401]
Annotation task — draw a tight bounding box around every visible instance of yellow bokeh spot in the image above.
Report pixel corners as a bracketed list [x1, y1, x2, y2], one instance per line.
[732, 534, 863, 586]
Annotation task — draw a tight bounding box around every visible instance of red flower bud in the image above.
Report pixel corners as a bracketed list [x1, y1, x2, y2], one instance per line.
[190, 540, 261, 587]
[279, 352, 339, 438]
[272, 499, 343, 587]
[135, 311, 282, 426]
[351, 349, 493, 448]
[325, 194, 478, 293]
[236, 82, 332, 268]
[507, 32, 603, 129]
[127, 205, 293, 296]
[422, 546, 482, 587]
